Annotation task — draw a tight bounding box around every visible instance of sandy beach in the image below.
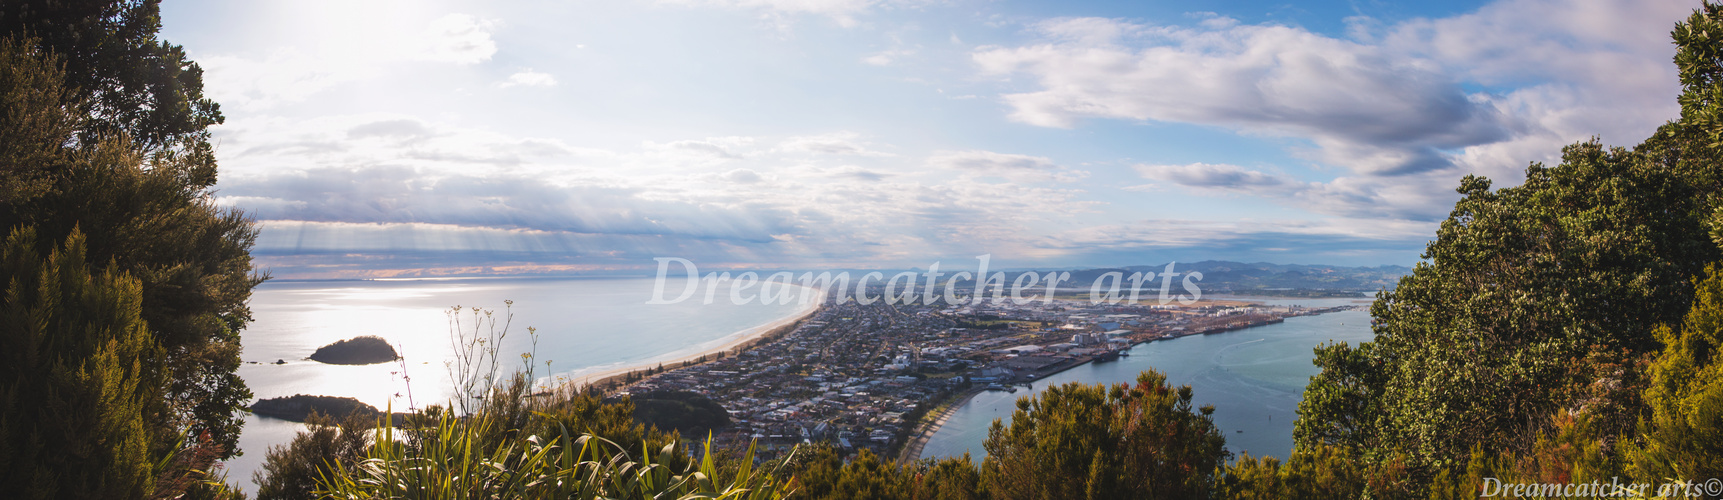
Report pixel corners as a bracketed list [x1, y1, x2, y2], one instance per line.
[556, 287, 828, 393]
[897, 386, 986, 464]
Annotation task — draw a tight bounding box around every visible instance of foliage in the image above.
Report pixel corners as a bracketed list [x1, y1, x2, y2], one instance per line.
[0, 2, 262, 461]
[631, 390, 732, 438]
[252, 411, 371, 500]
[1676, 2, 1723, 147]
[1628, 263, 1723, 484]
[1215, 445, 1372, 499]
[1288, 4, 1723, 490]
[445, 301, 531, 416]
[0, 37, 73, 205]
[1427, 413, 1624, 500]
[0, 227, 158, 498]
[313, 393, 794, 499]
[981, 370, 1227, 499]
[0, 0, 224, 149]
[1293, 340, 1384, 456]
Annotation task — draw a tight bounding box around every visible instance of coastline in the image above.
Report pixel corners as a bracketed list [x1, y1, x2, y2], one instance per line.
[907, 297, 1370, 462]
[557, 287, 828, 393]
[897, 386, 986, 464]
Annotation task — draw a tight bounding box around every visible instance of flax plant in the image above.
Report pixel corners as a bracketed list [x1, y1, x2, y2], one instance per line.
[315, 407, 795, 499]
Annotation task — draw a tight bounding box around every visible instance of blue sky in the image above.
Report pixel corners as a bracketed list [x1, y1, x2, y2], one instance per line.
[161, 0, 1695, 278]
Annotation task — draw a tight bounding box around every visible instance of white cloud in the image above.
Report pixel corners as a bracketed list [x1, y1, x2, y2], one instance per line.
[198, 12, 499, 110]
[974, 0, 1687, 183]
[1132, 162, 1474, 221]
[1136, 163, 1290, 189]
[975, 17, 1508, 176]
[929, 150, 1052, 170]
[775, 132, 893, 156]
[419, 14, 499, 64]
[927, 150, 1088, 183]
[657, 0, 918, 28]
[861, 48, 916, 65]
[498, 69, 559, 88]
[211, 112, 1141, 271]
[722, 168, 764, 183]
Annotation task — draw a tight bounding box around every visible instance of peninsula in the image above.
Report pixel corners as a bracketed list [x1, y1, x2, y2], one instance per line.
[600, 292, 1362, 463]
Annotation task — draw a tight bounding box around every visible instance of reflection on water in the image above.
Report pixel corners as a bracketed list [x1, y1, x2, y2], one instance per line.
[919, 297, 1376, 461]
[221, 277, 808, 491]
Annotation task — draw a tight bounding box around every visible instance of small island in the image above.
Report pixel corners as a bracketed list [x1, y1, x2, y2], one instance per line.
[251, 394, 403, 425]
[308, 335, 399, 365]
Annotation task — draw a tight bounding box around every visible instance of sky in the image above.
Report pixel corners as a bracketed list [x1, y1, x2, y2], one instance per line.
[160, 0, 1698, 278]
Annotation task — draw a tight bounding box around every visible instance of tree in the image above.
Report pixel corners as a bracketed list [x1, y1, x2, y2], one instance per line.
[982, 370, 1228, 499]
[1628, 263, 1723, 483]
[1292, 340, 1383, 455]
[1216, 445, 1372, 500]
[1296, 139, 1720, 476]
[0, 37, 72, 206]
[0, 227, 159, 499]
[253, 411, 371, 500]
[0, 0, 223, 150]
[0, 4, 262, 458]
[1295, 2, 1723, 483]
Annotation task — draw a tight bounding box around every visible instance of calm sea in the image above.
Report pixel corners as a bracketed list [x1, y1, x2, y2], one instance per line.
[221, 277, 810, 490]
[918, 296, 1377, 462]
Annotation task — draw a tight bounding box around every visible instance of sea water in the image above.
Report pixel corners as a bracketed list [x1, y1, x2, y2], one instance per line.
[918, 296, 1377, 462]
[222, 277, 810, 489]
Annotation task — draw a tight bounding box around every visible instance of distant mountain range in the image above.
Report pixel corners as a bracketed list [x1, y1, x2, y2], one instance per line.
[1045, 261, 1412, 296]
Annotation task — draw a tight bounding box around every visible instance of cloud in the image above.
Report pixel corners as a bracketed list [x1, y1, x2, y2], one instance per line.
[198, 12, 499, 110]
[420, 14, 499, 64]
[657, 0, 921, 28]
[348, 119, 433, 139]
[829, 165, 892, 181]
[645, 137, 757, 163]
[1136, 163, 1290, 189]
[973, 0, 1687, 181]
[927, 150, 1087, 183]
[214, 114, 1127, 273]
[862, 48, 916, 65]
[1029, 217, 1433, 266]
[215, 111, 1430, 275]
[929, 150, 1053, 171]
[722, 168, 764, 183]
[975, 17, 1509, 176]
[1132, 162, 1471, 221]
[775, 132, 893, 156]
[498, 69, 558, 88]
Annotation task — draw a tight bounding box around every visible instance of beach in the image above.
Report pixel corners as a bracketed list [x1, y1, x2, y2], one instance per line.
[557, 286, 829, 393]
[225, 277, 821, 492]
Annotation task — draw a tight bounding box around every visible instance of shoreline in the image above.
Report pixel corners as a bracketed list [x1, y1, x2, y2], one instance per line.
[907, 300, 1369, 461]
[556, 288, 828, 394]
[897, 386, 986, 464]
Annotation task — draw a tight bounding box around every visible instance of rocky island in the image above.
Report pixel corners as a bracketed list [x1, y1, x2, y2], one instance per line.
[250, 394, 404, 425]
[308, 335, 399, 365]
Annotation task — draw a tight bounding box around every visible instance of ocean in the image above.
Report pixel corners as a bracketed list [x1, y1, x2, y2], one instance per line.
[221, 276, 812, 490]
[918, 296, 1377, 462]
[221, 282, 1375, 489]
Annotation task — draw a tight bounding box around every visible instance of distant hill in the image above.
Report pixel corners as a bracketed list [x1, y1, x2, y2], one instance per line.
[1049, 261, 1411, 296]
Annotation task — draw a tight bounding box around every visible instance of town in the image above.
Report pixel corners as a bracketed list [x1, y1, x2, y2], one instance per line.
[610, 292, 1362, 462]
